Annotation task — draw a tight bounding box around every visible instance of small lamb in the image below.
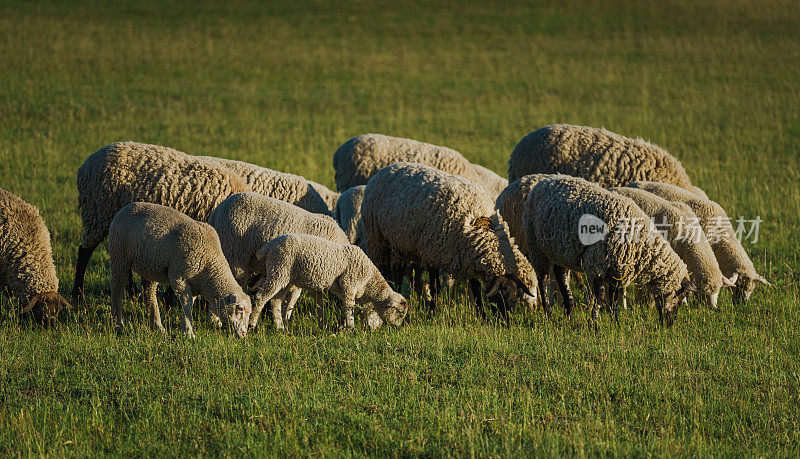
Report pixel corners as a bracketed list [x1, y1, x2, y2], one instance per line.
[252, 233, 409, 329]
[108, 202, 251, 338]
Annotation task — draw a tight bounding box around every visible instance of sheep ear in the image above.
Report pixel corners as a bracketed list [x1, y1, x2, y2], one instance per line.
[721, 275, 736, 288]
[22, 294, 40, 314]
[509, 274, 534, 298]
[676, 278, 696, 298]
[726, 272, 739, 286]
[251, 277, 268, 293]
[471, 216, 493, 231]
[228, 293, 238, 304]
[255, 244, 270, 261]
[755, 274, 771, 286]
[484, 277, 502, 297]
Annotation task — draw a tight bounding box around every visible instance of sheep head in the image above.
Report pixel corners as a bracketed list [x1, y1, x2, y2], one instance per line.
[731, 272, 770, 305]
[656, 278, 696, 327]
[22, 292, 70, 327]
[212, 293, 251, 338]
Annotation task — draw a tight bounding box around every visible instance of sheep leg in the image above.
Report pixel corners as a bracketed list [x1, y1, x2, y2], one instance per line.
[283, 287, 302, 323]
[270, 297, 285, 331]
[342, 294, 356, 330]
[553, 265, 574, 317]
[172, 282, 195, 338]
[142, 279, 165, 333]
[589, 276, 605, 324]
[608, 282, 622, 325]
[537, 270, 551, 317]
[248, 290, 270, 330]
[427, 269, 441, 313]
[109, 259, 129, 335]
[469, 279, 487, 320]
[312, 290, 328, 330]
[73, 242, 99, 303]
[125, 271, 139, 298]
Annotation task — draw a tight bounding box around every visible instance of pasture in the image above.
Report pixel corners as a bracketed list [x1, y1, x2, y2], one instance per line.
[1, 0, 798, 455]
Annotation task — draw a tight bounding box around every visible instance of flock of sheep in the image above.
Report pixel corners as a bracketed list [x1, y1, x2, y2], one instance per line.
[0, 124, 771, 336]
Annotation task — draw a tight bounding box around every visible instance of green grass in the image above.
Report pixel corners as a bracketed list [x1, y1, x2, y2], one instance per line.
[1, 0, 799, 455]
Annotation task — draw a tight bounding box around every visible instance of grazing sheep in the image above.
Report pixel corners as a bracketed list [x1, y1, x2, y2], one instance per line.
[333, 133, 507, 196]
[199, 156, 332, 216]
[508, 124, 694, 190]
[334, 185, 367, 246]
[0, 187, 71, 326]
[252, 233, 409, 329]
[308, 180, 341, 215]
[207, 192, 350, 330]
[523, 176, 695, 325]
[108, 202, 251, 338]
[495, 174, 558, 256]
[362, 162, 536, 321]
[626, 181, 770, 304]
[74, 141, 249, 303]
[610, 187, 735, 308]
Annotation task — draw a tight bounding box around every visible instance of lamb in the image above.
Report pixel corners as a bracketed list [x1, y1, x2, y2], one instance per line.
[308, 180, 341, 215]
[108, 202, 251, 338]
[522, 176, 695, 325]
[333, 133, 508, 196]
[609, 187, 735, 308]
[74, 141, 249, 302]
[333, 185, 367, 246]
[362, 162, 536, 321]
[626, 181, 770, 304]
[0, 187, 71, 326]
[207, 192, 350, 330]
[199, 156, 332, 216]
[252, 233, 409, 330]
[507, 124, 694, 190]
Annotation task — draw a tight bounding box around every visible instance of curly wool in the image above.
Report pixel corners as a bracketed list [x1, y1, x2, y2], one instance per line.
[308, 180, 341, 215]
[334, 185, 366, 245]
[495, 174, 559, 256]
[208, 192, 349, 287]
[333, 134, 507, 196]
[199, 157, 332, 216]
[77, 142, 249, 251]
[523, 176, 688, 298]
[626, 181, 761, 296]
[610, 187, 726, 300]
[362, 163, 536, 293]
[508, 124, 694, 190]
[0, 188, 59, 301]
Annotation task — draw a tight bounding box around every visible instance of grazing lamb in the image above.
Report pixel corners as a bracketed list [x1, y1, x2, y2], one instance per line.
[626, 181, 770, 304]
[108, 202, 251, 338]
[199, 156, 332, 216]
[508, 124, 694, 190]
[523, 176, 695, 326]
[207, 192, 350, 330]
[0, 187, 71, 326]
[362, 162, 536, 321]
[333, 134, 507, 196]
[252, 233, 409, 329]
[610, 187, 735, 308]
[74, 142, 249, 302]
[334, 185, 367, 246]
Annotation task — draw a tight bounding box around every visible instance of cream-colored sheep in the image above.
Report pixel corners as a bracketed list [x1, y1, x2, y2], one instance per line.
[0, 187, 71, 326]
[199, 156, 332, 216]
[74, 142, 249, 302]
[207, 192, 350, 330]
[252, 233, 409, 330]
[610, 187, 735, 308]
[333, 134, 507, 196]
[626, 181, 769, 304]
[108, 202, 251, 338]
[508, 125, 694, 190]
[362, 162, 536, 321]
[523, 176, 695, 325]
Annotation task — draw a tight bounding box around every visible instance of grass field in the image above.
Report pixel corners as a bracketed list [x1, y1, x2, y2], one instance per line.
[1, 0, 799, 455]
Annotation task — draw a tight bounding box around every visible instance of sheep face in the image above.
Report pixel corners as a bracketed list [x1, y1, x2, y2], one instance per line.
[731, 273, 770, 305]
[484, 274, 534, 316]
[655, 278, 696, 327]
[212, 294, 251, 338]
[22, 292, 70, 327]
[375, 291, 409, 327]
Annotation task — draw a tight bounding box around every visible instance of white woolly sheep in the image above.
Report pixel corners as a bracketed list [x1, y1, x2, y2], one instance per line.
[308, 180, 341, 215]
[334, 185, 367, 246]
[252, 233, 409, 329]
[74, 142, 250, 303]
[199, 156, 332, 216]
[108, 202, 251, 338]
[0, 187, 71, 326]
[523, 176, 695, 325]
[207, 192, 350, 330]
[362, 162, 536, 321]
[610, 187, 735, 308]
[333, 133, 507, 196]
[508, 124, 694, 190]
[626, 181, 770, 304]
